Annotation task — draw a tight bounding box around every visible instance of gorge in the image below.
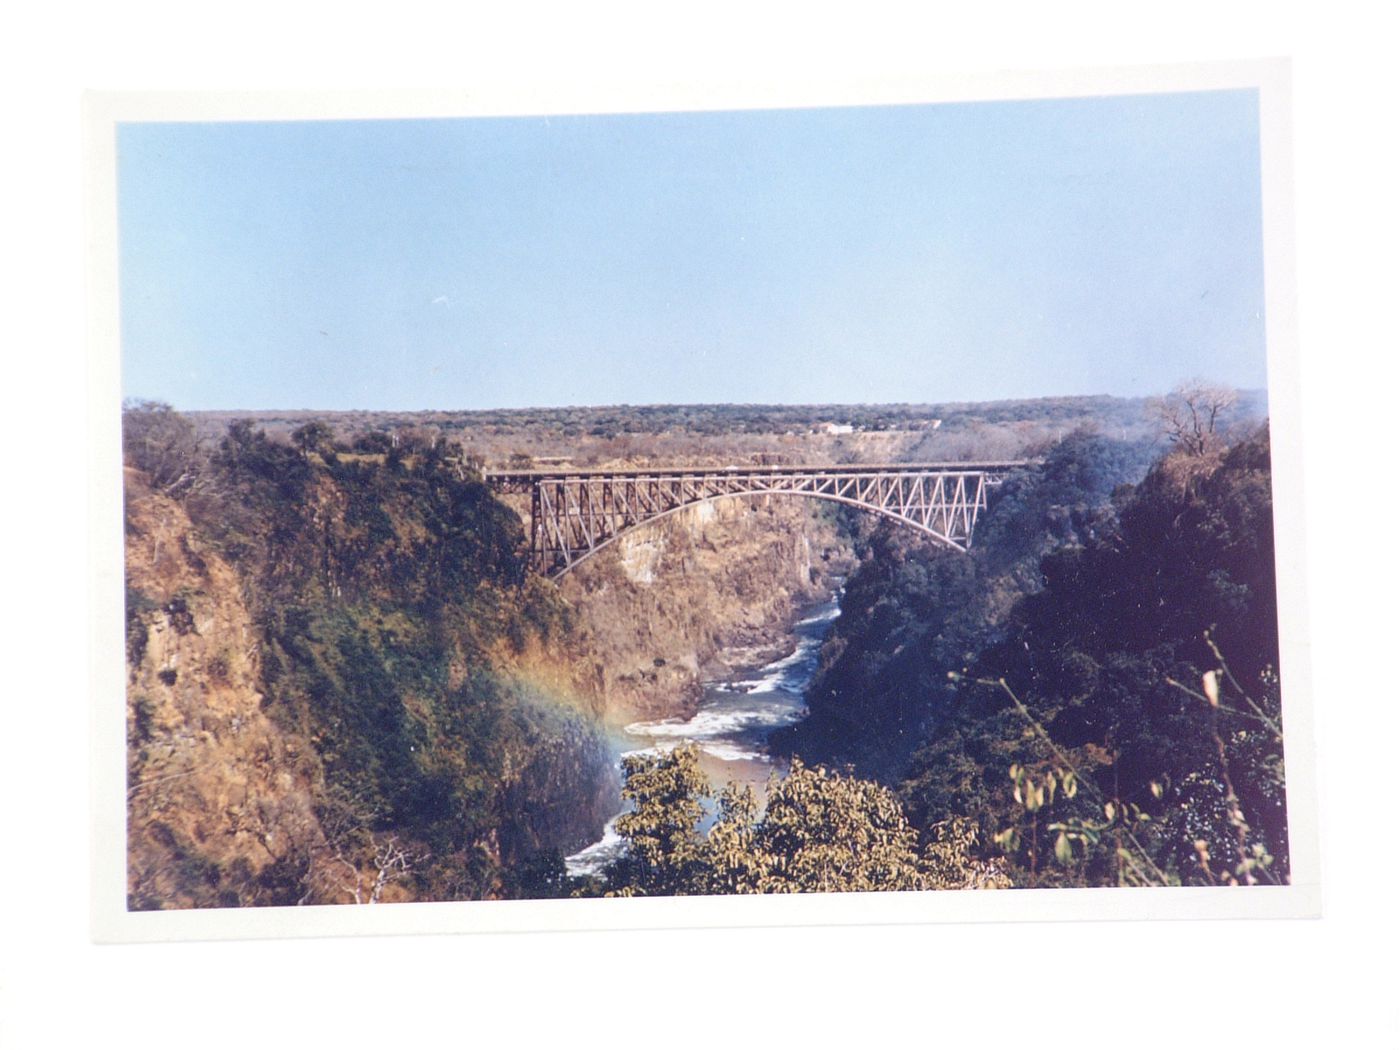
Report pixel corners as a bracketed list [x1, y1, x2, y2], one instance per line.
[121, 389, 1288, 905]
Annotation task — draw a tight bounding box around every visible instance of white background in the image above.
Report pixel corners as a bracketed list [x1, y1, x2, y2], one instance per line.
[2, 3, 1396, 1045]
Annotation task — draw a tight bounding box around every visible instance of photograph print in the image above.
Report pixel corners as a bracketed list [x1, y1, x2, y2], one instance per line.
[102, 69, 1309, 929]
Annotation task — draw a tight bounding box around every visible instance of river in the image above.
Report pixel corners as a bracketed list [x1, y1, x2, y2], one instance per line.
[564, 591, 842, 877]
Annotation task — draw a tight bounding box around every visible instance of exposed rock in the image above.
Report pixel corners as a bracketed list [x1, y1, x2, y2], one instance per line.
[555, 496, 854, 725]
[121, 459, 857, 906]
[123, 470, 331, 908]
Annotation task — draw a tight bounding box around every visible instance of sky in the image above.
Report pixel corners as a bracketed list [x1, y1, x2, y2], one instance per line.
[116, 90, 1266, 411]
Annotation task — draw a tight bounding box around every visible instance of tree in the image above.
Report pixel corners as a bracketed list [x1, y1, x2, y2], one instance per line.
[921, 817, 1013, 890]
[743, 757, 926, 893]
[606, 745, 710, 896]
[601, 745, 997, 896]
[319, 828, 425, 905]
[1152, 380, 1238, 457]
[291, 420, 336, 461]
[121, 399, 203, 496]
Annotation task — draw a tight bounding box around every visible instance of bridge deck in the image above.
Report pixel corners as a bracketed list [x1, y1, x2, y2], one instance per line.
[485, 460, 1034, 482]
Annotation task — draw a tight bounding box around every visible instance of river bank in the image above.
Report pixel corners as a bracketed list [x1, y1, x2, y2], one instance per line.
[565, 589, 842, 877]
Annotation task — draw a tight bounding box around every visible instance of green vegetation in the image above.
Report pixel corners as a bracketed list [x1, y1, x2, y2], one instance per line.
[123, 402, 613, 905]
[122, 385, 1284, 902]
[772, 403, 1286, 889]
[770, 427, 1158, 778]
[593, 412, 1286, 893]
[934, 424, 1286, 886]
[598, 744, 1008, 896]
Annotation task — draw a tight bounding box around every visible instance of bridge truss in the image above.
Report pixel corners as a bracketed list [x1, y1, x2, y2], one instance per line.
[486, 462, 1030, 576]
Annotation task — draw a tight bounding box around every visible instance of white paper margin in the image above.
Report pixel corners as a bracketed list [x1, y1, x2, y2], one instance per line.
[86, 58, 1320, 944]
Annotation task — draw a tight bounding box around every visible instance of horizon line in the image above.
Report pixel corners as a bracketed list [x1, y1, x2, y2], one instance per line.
[130, 386, 1268, 417]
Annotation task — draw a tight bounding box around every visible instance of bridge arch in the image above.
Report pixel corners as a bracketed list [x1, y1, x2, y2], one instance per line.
[486, 462, 1029, 578]
[547, 486, 968, 576]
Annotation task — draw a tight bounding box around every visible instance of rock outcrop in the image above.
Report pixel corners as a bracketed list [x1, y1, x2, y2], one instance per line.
[121, 458, 857, 906]
[557, 495, 854, 724]
[123, 470, 331, 908]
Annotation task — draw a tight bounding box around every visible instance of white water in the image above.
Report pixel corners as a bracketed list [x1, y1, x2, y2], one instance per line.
[564, 594, 841, 877]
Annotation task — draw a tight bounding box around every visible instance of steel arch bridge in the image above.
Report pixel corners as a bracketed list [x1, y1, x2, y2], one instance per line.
[486, 461, 1031, 576]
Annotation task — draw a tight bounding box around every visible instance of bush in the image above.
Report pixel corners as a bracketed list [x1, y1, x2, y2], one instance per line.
[122, 400, 202, 495]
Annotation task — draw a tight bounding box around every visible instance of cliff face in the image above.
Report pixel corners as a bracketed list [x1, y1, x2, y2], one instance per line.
[121, 440, 858, 906]
[556, 496, 855, 724]
[124, 470, 330, 908]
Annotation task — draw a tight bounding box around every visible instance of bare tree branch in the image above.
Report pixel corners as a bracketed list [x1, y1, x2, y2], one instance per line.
[1151, 380, 1239, 456]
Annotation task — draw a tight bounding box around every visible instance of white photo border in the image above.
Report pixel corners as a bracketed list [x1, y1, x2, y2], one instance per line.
[87, 58, 1318, 943]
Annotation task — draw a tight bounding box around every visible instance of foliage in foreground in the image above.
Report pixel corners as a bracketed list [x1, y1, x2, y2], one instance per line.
[599, 745, 1009, 896]
[902, 424, 1288, 887]
[770, 406, 1287, 890]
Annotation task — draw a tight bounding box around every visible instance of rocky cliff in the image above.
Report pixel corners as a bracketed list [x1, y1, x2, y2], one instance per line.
[120, 424, 859, 906]
[124, 469, 331, 908]
[122, 451, 621, 906]
[556, 495, 855, 724]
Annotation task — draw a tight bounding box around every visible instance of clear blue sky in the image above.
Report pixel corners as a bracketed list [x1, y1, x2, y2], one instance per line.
[117, 90, 1266, 410]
